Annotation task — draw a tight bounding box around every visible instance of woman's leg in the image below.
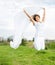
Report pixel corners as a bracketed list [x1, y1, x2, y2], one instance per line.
[41, 37, 45, 50]
[34, 37, 42, 50]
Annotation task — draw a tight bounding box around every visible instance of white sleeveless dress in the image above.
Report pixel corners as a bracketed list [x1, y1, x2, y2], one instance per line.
[34, 21, 45, 50]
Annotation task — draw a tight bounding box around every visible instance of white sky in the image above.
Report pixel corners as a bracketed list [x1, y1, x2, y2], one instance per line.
[0, 0, 55, 40]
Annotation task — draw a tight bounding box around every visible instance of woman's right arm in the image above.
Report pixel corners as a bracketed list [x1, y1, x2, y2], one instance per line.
[23, 9, 35, 25]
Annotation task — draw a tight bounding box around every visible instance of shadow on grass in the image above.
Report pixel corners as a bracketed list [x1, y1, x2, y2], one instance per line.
[48, 56, 55, 61]
[0, 58, 12, 65]
[36, 50, 47, 55]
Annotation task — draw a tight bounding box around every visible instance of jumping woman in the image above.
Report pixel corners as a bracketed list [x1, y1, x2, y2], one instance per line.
[23, 8, 45, 50]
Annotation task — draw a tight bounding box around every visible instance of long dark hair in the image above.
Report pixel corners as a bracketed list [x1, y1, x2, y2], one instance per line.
[33, 14, 40, 21]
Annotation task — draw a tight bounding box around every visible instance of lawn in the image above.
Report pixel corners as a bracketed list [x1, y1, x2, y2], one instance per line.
[0, 41, 55, 65]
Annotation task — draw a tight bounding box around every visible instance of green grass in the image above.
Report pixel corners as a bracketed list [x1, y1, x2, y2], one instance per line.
[0, 42, 55, 65]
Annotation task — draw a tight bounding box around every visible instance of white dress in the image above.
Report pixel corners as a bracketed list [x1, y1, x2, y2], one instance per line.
[34, 21, 45, 50]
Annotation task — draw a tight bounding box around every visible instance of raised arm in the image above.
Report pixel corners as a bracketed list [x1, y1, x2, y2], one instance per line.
[42, 8, 45, 22]
[23, 9, 35, 25]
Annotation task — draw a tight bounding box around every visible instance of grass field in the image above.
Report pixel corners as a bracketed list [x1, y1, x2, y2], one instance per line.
[0, 41, 55, 65]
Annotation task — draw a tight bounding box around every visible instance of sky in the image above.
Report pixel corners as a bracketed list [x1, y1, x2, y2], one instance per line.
[0, 0, 55, 40]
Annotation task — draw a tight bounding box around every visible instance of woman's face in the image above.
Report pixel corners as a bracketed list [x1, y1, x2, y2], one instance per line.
[35, 16, 40, 22]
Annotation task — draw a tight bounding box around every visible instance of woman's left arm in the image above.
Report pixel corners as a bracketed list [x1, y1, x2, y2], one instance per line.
[42, 8, 45, 22]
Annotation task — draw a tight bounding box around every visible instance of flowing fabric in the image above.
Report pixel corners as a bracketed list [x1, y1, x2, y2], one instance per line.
[10, 11, 30, 49]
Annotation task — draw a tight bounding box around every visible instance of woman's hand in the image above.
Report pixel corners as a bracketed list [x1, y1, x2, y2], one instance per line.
[42, 8, 45, 10]
[42, 8, 45, 22]
[23, 8, 26, 12]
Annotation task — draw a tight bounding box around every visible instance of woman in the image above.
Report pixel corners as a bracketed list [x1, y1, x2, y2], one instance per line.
[23, 8, 45, 50]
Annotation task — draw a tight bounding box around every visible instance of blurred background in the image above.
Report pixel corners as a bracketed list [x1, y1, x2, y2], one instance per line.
[0, 1, 55, 65]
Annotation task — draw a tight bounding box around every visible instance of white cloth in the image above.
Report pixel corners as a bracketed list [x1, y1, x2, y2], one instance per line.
[34, 21, 45, 50]
[10, 35, 22, 49]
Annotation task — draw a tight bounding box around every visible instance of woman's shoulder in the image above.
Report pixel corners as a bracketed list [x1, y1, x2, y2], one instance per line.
[34, 21, 45, 25]
[40, 20, 45, 23]
[34, 21, 37, 25]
